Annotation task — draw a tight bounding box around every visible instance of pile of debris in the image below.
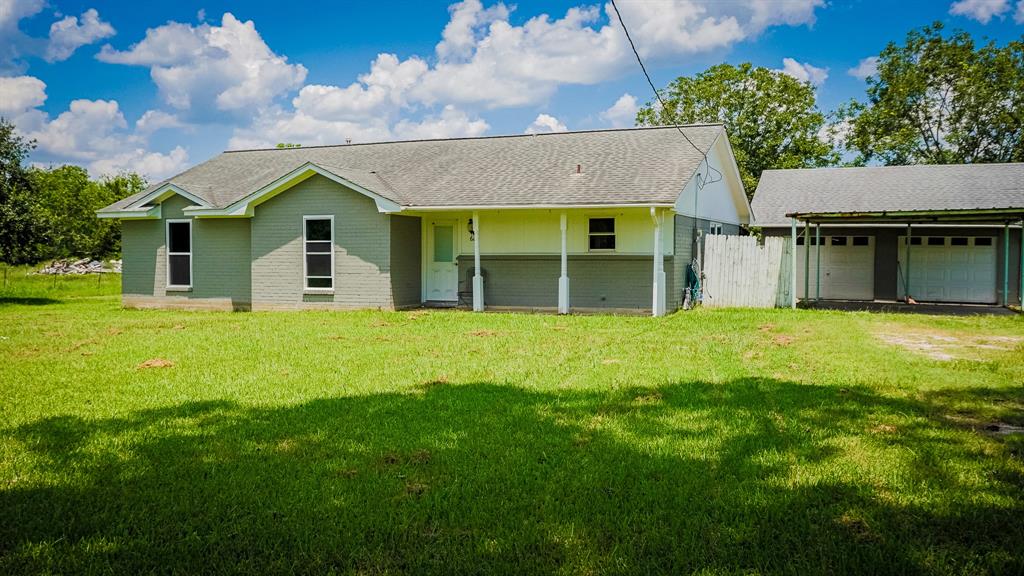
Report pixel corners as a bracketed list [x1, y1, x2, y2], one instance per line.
[36, 258, 122, 275]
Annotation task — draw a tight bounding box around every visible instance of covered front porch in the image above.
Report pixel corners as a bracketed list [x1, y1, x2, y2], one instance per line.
[403, 206, 678, 316]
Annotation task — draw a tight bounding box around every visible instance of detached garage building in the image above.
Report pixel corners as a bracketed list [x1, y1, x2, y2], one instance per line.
[752, 163, 1023, 306]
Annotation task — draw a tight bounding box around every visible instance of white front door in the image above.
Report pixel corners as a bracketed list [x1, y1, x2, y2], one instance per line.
[797, 235, 875, 300]
[426, 220, 458, 301]
[898, 236, 997, 303]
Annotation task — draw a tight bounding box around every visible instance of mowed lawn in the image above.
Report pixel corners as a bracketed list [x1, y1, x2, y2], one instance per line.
[1, 273, 1023, 575]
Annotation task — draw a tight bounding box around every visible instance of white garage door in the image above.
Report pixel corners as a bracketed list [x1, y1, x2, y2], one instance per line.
[897, 236, 997, 303]
[797, 235, 875, 300]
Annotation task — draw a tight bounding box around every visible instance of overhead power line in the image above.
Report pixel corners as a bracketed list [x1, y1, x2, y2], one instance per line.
[608, 0, 723, 190]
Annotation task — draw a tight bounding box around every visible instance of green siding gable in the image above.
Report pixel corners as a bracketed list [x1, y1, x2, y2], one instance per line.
[249, 174, 395, 309]
[121, 194, 251, 308]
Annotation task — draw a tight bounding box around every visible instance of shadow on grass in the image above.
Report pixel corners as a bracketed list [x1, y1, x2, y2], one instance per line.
[2, 380, 1021, 574]
[0, 296, 61, 306]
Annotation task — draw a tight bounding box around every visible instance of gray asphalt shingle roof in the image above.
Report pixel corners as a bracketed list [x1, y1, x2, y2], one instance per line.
[751, 163, 1024, 227]
[106, 125, 725, 211]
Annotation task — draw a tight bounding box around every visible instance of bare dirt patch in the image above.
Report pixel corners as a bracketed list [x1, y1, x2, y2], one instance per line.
[771, 334, 795, 346]
[138, 358, 174, 369]
[874, 326, 1021, 361]
[468, 329, 498, 337]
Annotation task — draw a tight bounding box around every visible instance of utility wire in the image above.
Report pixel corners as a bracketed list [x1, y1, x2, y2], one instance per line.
[608, 0, 723, 189]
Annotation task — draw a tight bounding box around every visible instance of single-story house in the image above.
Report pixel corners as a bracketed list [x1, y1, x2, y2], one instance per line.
[752, 164, 1024, 306]
[98, 125, 751, 315]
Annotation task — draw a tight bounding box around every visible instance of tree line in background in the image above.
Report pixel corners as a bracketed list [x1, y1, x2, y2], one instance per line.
[0, 119, 143, 265]
[639, 22, 1024, 198]
[1, 22, 1021, 264]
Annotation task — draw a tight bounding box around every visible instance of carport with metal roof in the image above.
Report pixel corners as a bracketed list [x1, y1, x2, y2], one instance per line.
[785, 208, 1024, 310]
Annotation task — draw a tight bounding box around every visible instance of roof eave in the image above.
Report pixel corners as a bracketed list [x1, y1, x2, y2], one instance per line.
[95, 204, 162, 220]
[785, 207, 1024, 224]
[404, 202, 675, 211]
[183, 162, 403, 217]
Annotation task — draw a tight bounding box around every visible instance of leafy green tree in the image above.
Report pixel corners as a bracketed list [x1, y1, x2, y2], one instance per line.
[838, 23, 1024, 165]
[30, 166, 145, 259]
[275, 142, 301, 149]
[94, 172, 146, 257]
[0, 118, 45, 265]
[637, 63, 838, 196]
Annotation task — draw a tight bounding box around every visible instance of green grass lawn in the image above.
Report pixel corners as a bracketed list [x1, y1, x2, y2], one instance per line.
[1, 277, 1023, 575]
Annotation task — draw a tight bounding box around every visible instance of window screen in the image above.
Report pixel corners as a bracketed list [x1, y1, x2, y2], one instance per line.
[304, 217, 333, 290]
[588, 218, 615, 250]
[166, 221, 191, 287]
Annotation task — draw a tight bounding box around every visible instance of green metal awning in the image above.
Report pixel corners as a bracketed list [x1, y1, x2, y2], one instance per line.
[785, 207, 1024, 225]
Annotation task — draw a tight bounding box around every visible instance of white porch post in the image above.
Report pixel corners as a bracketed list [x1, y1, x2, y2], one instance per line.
[472, 211, 483, 311]
[558, 211, 569, 314]
[651, 207, 666, 317]
[790, 218, 797, 309]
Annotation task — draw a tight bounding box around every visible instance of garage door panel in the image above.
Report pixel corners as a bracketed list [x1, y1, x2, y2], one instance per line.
[898, 236, 996, 304]
[796, 236, 874, 300]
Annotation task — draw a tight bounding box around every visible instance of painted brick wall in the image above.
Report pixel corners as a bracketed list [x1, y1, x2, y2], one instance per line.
[250, 174, 394, 310]
[455, 255, 676, 311]
[192, 217, 251, 306]
[120, 194, 251, 309]
[121, 218, 163, 297]
[389, 215, 422, 308]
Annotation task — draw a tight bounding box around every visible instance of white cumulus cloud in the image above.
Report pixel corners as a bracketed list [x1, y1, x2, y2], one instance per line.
[524, 113, 568, 134]
[394, 105, 490, 140]
[90, 145, 189, 178]
[135, 110, 187, 135]
[0, 75, 47, 114]
[949, 0, 1010, 23]
[407, 0, 825, 109]
[777, 57, 828, 86]
[1, 1, 114, 72]
[98, 13, 307, 117]
[3, 79, 189, 180]
[848, 56, 879, 80]
[600, 93, 639, 128]
[45, 8, 115, 62]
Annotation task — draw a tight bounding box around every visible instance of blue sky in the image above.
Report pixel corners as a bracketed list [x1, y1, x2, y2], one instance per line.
[1, 0, 1022, 182]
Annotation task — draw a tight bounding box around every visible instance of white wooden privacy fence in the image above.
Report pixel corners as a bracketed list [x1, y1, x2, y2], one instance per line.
[702, 235, 793, 308]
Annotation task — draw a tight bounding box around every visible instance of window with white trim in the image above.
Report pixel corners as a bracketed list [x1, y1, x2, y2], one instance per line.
[166, 220, 191, 289]
[303, 216, 334, 290]
[708, 222, 724, 235]
[588, 217, 615, 251]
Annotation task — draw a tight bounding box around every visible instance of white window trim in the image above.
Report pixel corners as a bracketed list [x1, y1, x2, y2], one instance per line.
[708, 222, 724, 235]
[303, 215, 335, 293]
[165, 219, 192, 290]
[587, 216, 616, 253]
